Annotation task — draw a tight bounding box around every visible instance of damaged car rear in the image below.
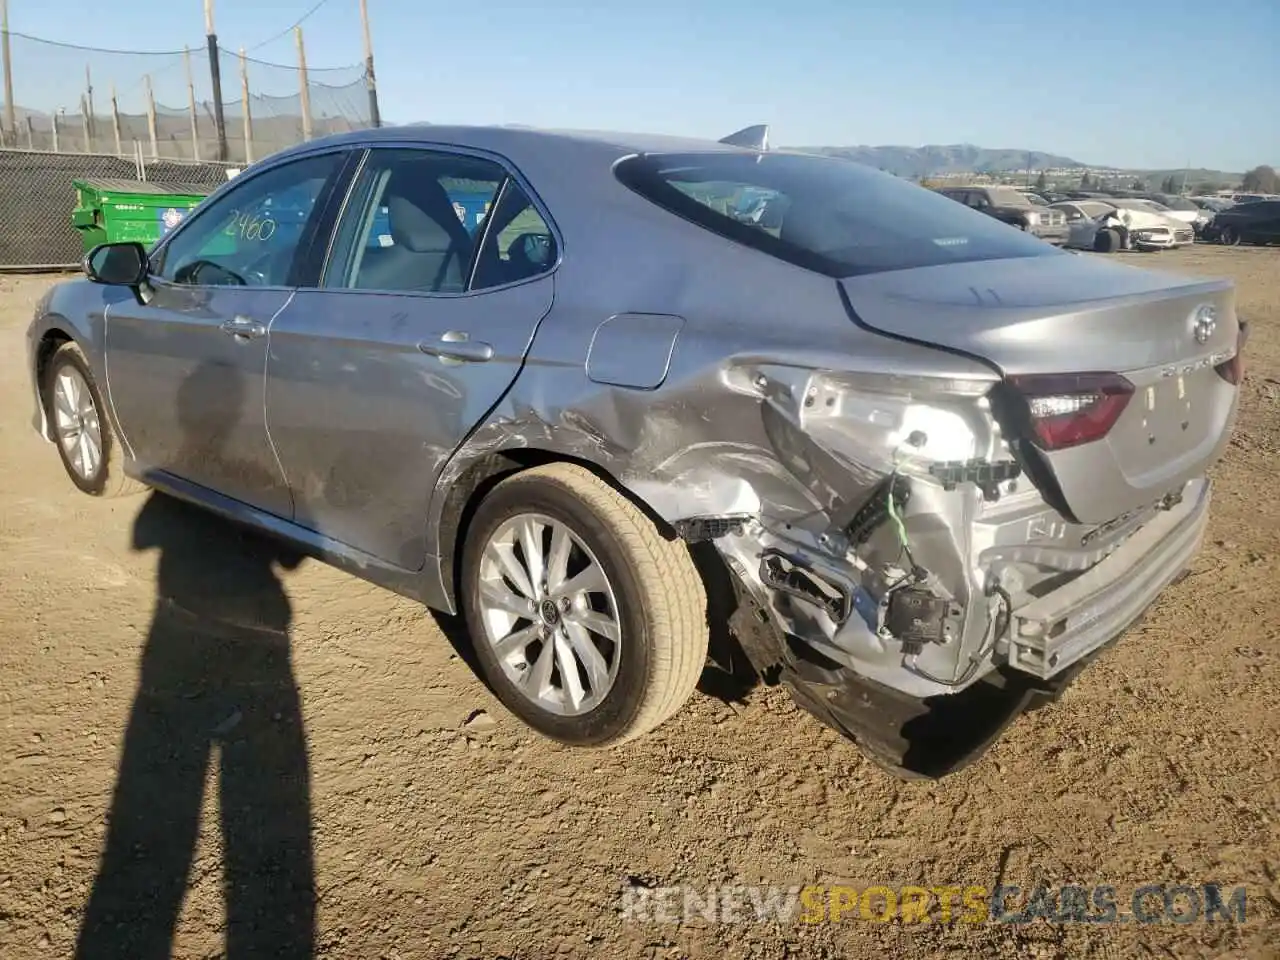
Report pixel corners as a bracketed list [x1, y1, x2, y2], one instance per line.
[27, 123, 1246, 779]
[596, 142, 1246, 776]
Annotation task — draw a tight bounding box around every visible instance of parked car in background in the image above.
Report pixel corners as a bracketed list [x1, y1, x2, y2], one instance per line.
[1139, 194, 1213, 235]
[935, 185, 1070, 245]
[24, 124, 1247, 779]
[1052, 199, 1189, 252]
[1190, 196, 1234, 213]
[1201, 199, 1280, 245]
[1107, 198, 1197, 246]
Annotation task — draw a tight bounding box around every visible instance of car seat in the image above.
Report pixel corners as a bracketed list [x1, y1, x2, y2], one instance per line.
[355, 172, 474, 292]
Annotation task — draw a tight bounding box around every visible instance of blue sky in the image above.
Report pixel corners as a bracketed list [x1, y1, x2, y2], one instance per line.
[9, 0, 1278, 171]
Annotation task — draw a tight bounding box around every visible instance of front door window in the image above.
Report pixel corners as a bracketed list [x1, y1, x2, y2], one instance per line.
[153, 152, 344, 288]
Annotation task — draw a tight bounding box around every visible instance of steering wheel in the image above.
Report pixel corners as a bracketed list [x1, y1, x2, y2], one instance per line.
[175, 258, 247, 287]
[240, 248, 281, 286]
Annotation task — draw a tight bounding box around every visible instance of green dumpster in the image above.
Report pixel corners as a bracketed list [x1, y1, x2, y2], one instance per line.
[71, 179, 212, 255]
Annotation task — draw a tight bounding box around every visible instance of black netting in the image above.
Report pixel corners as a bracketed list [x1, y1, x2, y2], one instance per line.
[0, 33, 370, 163]
[0, 33, 375, 267]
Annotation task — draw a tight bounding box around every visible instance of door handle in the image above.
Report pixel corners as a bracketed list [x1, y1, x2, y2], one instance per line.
[417, 330, 494, 364]
[220, 316, 267, 340]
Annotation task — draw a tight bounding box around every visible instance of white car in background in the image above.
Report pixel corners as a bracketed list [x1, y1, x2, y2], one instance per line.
[1052, 200, 1193, 252]
[1135, 195, 1211, 234]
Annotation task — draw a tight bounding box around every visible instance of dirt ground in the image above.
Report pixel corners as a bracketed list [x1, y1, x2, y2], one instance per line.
[1, 245, 1278, 960]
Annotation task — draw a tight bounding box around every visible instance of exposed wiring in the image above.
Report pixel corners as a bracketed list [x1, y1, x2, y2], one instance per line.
[905, 585, 1013, 688]
[885, 470, 918, 574]
[887, 440, 923, 578]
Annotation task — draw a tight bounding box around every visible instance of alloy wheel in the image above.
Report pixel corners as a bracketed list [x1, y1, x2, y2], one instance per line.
[476, 513, 622, 716]
[52, 367, 103, 482]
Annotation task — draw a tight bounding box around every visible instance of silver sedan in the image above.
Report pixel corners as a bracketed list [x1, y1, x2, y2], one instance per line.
[25, 124, 1247, 777]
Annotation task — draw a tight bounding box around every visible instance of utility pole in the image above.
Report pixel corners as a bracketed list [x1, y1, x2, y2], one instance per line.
[84, 64, 95, 143]
[295, 26, 312, 141]
[110, 82, 122, 156]
[204, 0, 228, 160]
[1, 0, 15, 145]
[184, 46, 200, 160]
[143, 73, 158, 159]
[239, 47, 252, 164]
[359, 0, 381, 127]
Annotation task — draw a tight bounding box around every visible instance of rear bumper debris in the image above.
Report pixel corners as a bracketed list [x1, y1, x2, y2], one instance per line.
[706, 480, 1209, 779]
[1005, 478, 1209, 679]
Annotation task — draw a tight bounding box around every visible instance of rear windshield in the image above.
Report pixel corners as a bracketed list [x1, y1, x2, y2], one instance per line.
[614, 151, 1061, 277]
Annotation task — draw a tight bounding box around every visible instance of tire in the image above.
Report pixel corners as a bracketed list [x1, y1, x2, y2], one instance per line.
[1219, 226, 1239, 246]
[460, 463, 709, 747]
[44, 342, 145, 498]
[1093, 228, 1120, 253]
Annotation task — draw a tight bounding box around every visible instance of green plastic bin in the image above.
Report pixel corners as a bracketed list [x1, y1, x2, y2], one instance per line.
[71, 179, 212, 255]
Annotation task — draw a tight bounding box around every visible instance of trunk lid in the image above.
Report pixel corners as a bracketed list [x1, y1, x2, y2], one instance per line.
[840, 254, 1243, 523]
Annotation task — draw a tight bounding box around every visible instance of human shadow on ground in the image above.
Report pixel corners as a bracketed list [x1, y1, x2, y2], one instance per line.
[76, 361, 314, 959]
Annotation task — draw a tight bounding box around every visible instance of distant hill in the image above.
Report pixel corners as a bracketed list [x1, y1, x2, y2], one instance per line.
[791, 143, 1242, 183]
[795, 144, 1086, 177]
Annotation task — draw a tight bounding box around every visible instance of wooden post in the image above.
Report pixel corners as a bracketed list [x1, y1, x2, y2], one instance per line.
[51, 108, 60, 152]
[204, 0, 228, 160]
[1, 0, 15, 144]
[143, 74, 158, 160]
[23, 114, 32, 149]
[184, 46, 201, 161]
[80, 94, 90, 151]
[110, 83, 122, 156]
[239, 47, 253, 164]
[295, 26, 312, 141]
[84, 64, 95, 142]
[359, 0, 380, 127]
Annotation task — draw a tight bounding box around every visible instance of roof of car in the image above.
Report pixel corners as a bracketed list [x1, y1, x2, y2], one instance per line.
[273, 123, 750, 164]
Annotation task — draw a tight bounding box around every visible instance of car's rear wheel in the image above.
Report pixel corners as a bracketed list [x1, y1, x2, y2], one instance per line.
[45, 342, 144, 498]
[461, 463, 708, 746]
[1219, 226, 1240, 246]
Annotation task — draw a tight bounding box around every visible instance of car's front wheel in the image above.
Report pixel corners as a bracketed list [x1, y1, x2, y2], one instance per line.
[1093, 227, 1121, 253]
[44, 342, 144, 498]
[461, 463, 708, 746]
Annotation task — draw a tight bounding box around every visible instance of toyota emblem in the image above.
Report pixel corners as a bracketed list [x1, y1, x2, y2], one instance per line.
[1193, 305, 1217, 345]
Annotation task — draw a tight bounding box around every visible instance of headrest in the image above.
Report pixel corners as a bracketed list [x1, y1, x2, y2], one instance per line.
[386, 174, 469, 253]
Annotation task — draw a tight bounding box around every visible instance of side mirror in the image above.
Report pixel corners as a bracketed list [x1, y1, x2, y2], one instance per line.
[83, 242, 149, 286]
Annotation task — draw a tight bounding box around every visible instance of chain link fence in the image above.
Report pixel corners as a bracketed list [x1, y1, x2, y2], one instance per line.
[0, 32, 374, 268]
[0, 150, 236, 269]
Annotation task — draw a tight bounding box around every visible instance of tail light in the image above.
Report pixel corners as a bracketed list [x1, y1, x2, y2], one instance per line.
[1005, 373, 1134, 451]
[1214, 321, 1248, 385]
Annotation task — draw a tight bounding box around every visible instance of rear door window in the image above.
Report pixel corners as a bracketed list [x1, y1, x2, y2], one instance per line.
[323, 148, 504, 294]
[469, 181, 557, 291]
[615, 152, 1060, 277]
